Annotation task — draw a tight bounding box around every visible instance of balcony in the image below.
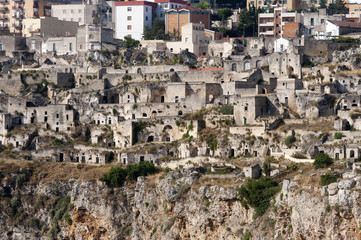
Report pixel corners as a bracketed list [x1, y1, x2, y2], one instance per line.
[260, 30, 274, 36]
[259, 21, 274, 27]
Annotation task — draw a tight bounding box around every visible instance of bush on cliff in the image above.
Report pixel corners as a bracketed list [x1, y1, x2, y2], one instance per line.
[238, 176, 280, 218]
[103, 161, 157, 187]
[313, 153, 333, 169]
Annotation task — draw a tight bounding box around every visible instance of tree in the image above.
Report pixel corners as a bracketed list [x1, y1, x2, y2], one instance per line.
[143, 19, 169, 40]
[313, 153, 333, 169]
[123, 36, 139, 48]
[238, 6, 264, 37]
[262, 162, 271, 177]
[195, 1, 210, 9]
[328, 0, 348, 14]
[319, 0, 327, 8]
[218, 8, 233, 21]
[284, 135, 296, 148]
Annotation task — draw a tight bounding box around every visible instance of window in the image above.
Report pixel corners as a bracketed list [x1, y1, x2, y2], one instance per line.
[311, 18, 314, 26]
[69, 43, 72, 51]
[89, 34, 93, 39]
[63, 10, 66, 14]
[71, 10, 74, 13]
[78, 9, 81, 13]
[146, 7, 148, 12]
[127, 7, 132, 11]
[127, 16, 132, 20]
[127, 25, 132, 30]
[78, 18, 81, 22]
[56, 113, 59, 118]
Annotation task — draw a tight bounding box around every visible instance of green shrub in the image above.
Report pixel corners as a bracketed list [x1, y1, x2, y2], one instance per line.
[16, 173, 27, 187]
[102, 166, 127, 187]
[52, 196, 73, 224]
[10, 197, 21, 216]
[291, 152, 307, 159]
[243, 230, 251, 240]
[132, 103, 137, 109]
[51, 138, 63, 147]
[219, 104, 234, 115]
[30, 218, 41, 229]
[238, 177, 281, 218]
[320, 173, 337, 186]
[126, 161, 156, 180]
[284, 135, 296, 148]
[334, 132, 343, 139]
[103, 162, 157, 187]
[313, 153, 333, 169]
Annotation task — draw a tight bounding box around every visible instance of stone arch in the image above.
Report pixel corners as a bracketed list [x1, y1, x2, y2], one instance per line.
[170, 68, 174, 72]
[178, 110, 183, 116]
[256, 60, 261, 68]
[231, 63, 237, 72]
[137, 68, 142, 74]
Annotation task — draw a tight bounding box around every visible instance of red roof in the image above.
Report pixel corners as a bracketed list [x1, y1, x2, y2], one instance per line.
[115, 1, 157, 7]
[328, 20, 361, 28]
[155, 0, 187, 4]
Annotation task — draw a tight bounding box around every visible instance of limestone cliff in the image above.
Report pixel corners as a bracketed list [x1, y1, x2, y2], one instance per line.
[0, 163, 361, 240]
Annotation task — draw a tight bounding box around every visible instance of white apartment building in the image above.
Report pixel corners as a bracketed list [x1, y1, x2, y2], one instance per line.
[51, 4, 98, 26]
[114, 1, 156, 40]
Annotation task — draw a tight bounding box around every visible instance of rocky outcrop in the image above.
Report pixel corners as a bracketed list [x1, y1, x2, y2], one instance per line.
[1, 167, 361, 239]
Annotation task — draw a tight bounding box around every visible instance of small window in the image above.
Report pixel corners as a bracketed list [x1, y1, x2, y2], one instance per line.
[63, 10, 66, 14]
[56, 113, 59, 118]
[71, 10, 74, 13]
[146, 7, 148, 12]
[127, 25, 132, 30]
[146, 16, 148, 21]
[127, 16, 132, 21]
[127, 7, 132, 11]
[78, 9, 82, 13]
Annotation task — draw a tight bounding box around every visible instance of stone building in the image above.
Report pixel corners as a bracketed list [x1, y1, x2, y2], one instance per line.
[25, 104, 75, 132]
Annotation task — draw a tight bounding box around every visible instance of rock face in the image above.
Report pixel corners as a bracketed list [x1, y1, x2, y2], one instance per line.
[1, 168, 361, 239]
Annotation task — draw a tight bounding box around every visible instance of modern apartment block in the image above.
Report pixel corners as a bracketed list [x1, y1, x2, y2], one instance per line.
[247, 0, 334, 11]
[258, 7, 302, 38]
[51, 3, 98, 26]
[0, 0, 70, 36]
[114, 1, 156, 41]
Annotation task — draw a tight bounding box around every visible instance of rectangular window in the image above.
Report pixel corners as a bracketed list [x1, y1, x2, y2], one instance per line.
[127, 7, 132, 11]
[63, 10, 66, 14]
[78, 9, 81, 13]
[56, 113, 59, 118]
[69, 43, 72, 51]
[127, 16, 131, 20]
[71, 10, 74, 13]
[146, 16, 148, 21]
[311, 18, 314, 26]
[146, 7, 148, 12]
[127, 25, 132, 30]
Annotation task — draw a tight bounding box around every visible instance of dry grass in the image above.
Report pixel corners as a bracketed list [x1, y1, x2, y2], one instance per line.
[336, 69, 361, 77]
[0, 160, 113, 184]
[279, 121, 333, 132]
